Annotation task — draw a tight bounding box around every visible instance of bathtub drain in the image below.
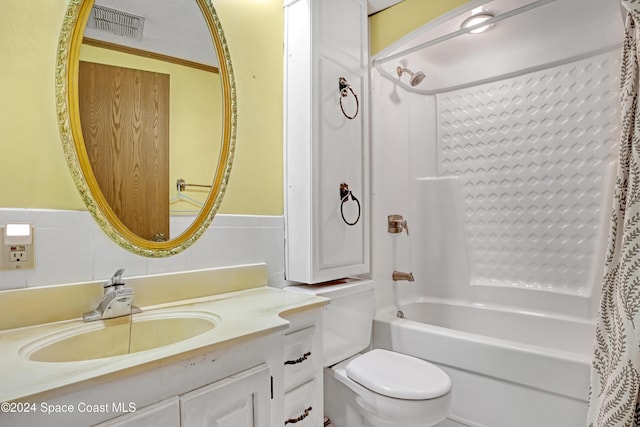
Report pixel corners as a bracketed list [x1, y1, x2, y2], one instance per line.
[397, 310, 405, 319]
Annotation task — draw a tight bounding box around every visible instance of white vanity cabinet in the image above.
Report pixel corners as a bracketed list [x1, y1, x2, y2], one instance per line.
[95, 309, 324, 427]
[96, 365, 271, 427]
[284, 0, 370, 284]
[6, 334, 279, 427]
[0, 269, 329, 427]
[280, 309, 324, 427]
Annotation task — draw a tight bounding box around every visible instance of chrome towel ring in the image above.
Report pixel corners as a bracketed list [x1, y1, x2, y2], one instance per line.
[339, 77, 359, 120]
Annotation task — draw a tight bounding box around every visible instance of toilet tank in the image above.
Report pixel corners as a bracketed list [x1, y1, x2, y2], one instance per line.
[285, 279, 375, 367]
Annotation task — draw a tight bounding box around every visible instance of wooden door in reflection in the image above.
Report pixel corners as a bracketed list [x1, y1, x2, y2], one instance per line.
[79, 61, 170, 241]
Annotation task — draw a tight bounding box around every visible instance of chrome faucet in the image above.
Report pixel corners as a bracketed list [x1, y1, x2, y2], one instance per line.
[392, 271, 415, 282]
[83, 269, 141, 322]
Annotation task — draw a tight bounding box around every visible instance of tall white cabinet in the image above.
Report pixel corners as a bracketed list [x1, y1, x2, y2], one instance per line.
[284, 0, 370, 284]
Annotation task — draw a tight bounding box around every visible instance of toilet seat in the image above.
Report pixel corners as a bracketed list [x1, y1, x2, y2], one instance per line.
[345, 349, 451, 399]
[329, 353, 452, 427]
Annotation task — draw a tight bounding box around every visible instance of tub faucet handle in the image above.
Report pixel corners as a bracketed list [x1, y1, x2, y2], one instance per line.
[392, 271, 415, 282]
[388, 215, 409, 235]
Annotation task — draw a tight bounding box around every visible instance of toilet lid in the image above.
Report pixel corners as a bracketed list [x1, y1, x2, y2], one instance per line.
[345, 349, 451, 400]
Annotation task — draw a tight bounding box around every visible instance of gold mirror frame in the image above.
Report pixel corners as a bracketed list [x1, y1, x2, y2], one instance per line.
[55, 0, 236, 257]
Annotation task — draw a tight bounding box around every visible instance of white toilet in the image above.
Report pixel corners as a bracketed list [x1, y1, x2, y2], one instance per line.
[287, 279, 451, 427]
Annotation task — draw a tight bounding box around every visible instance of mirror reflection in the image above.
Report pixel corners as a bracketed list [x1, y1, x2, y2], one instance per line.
[78, 0, 223, 241]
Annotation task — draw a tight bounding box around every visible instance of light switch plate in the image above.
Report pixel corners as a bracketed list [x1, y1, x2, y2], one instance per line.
[0, 226, 35, 270]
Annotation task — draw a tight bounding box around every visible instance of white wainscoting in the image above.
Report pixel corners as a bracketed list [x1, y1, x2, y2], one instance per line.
[0, 209, 285, 290]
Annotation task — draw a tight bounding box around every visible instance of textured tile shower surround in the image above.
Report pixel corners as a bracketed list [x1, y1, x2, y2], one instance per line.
[437, 51, 620, 295]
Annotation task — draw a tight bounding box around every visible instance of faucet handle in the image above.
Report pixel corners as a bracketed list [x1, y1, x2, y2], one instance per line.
[104, 268, 126, 289]
[388, 215, 409, 235]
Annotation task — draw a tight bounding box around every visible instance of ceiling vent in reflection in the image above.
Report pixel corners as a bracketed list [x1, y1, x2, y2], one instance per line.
[86, 5, 145, 40]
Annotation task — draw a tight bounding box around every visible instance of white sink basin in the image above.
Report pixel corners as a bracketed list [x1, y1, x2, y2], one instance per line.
[21, 311, 219, 363]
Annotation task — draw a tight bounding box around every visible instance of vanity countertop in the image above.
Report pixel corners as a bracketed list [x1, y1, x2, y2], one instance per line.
[0, 286, 328, 403]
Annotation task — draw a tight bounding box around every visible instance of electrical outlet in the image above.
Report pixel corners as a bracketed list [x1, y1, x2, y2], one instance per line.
[9, 245, 27, 262]
[0, 226, 35, 270]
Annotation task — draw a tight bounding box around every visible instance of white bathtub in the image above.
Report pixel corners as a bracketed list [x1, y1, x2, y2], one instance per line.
[372, 299, 595, 427]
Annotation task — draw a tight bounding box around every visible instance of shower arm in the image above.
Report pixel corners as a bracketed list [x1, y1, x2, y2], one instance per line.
[372, 0, 558, 69]
[374, 63, 432, 95]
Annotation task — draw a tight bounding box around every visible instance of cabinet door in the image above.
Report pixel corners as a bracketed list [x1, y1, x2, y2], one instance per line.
[180, 364, 271, 427]
[284, 0, 370, 284]
[94, 397, 180, 427]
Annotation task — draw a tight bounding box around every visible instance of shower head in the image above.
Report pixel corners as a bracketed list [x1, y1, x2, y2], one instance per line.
[397, 66, 425, 87]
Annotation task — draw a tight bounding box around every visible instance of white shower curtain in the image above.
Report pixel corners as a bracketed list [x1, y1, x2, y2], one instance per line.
[588, 3, 640, 426]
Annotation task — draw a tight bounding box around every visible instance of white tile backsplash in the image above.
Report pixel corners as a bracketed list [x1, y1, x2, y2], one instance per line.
[0, 209, 285, 290]
[92, 230, 149, 279]
[30, 226, 95, 286]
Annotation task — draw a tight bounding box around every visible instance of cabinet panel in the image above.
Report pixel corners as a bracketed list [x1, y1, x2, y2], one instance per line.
[180, 364, 271, 427]
[317, 0, 366, 66]
[317, 57, 366, 271]
[94, 397, 180, 427]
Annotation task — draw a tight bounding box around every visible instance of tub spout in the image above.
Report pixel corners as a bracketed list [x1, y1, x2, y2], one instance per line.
[392, 271, 415, 282]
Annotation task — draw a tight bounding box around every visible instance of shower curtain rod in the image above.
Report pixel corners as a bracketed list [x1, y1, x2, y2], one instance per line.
[374, 43, 620, 96]
[372, 0, 559, 67]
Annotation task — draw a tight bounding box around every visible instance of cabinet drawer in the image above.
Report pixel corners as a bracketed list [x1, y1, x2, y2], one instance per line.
[284, 380, 316, 427]
[284, 326, 315, 391]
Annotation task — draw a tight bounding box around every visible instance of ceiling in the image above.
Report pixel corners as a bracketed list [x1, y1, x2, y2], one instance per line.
[85, 0, 218, 66]
[368, 0, 405, 15]
[85, 0, 408, 65]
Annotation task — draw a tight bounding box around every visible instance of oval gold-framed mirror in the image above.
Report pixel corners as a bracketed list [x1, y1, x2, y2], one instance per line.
[56, 0, 236, 257]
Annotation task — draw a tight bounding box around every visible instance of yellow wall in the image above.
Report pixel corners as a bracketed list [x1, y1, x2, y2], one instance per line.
[0, 1, 79, 210]
[214, 0, 284, 215]
[0, 0, 463, 217]
[0, 0, 283, 215]
[369, 0, 469, 56]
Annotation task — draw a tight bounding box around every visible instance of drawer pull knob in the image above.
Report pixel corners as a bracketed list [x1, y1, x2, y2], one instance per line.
[285, 406, 312, 424]
[284, 352, 311, 365]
